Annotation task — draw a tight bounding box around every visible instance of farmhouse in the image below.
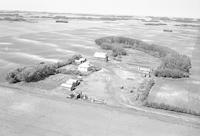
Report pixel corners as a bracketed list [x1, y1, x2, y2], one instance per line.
[78, 61, 92, 72]
[94, 52, 108, 61]
[61, 79, 80, 91]
[75, 57, 87, 64]
[138, 66, 152, 77]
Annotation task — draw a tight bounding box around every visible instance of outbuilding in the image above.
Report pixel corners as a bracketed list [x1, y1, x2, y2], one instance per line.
[138, 66, 151, 77]
[61, 79, 80, 91]
[94, 52, 108, 61]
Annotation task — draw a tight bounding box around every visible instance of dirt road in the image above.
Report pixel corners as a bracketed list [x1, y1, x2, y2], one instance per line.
[0, 86, 200, 136]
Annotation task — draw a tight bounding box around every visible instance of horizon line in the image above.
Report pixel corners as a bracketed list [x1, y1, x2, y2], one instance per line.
[0, 9, 199, 19]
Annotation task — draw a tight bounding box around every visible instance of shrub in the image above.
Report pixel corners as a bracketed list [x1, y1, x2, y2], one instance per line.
[95, 36, 177, 58]
[97, 42, 127, 57]
[154, 68, 189, 78]
[6, 64, 57, 83]
[99, 43, 114, 50]
[136, 79, 155, 102]
[88, 65, 102, 72]
[55, 54, 82, 68]
[112, 46, 127, 57]
[6, 54, 82, 83]
[159, 54, 191, 73]
[6, 68, 23, 83]
[3, 17, 27, 22]
[95, 36, 191, 78]
[145, 102, 200, 116]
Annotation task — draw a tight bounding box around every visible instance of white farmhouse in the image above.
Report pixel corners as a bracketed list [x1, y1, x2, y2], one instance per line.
[78, 61, 91, 72]
[138, 66, 151, 77]
[94, 52, 108, 61]
[61, 79, 80, 91]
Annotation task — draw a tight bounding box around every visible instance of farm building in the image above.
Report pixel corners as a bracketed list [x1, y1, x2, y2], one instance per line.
[61, 79, 80, 91]
[75, 57, 87, 64]
[94, 52, 108, 61]
[78, 61, 92, 72]
[138, 66, 152, 77]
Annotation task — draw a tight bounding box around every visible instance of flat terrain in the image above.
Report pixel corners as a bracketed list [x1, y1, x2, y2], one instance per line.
[0, 12, 200, 135]
[0, 18, 199, 111]
[0, 86, 200, 136]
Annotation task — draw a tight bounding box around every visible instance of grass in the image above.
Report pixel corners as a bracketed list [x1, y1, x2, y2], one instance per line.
[95, 36, 191, 78]
[6, 55, 82, 83]
[145, 102, 200, 116]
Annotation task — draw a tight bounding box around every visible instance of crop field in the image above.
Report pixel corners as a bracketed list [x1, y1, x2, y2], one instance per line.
[0, 13, 200, 114]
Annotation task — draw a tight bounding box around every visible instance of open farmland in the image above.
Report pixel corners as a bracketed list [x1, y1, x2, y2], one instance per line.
[0, 11, 200, 135]
[0, 13, 200, 107]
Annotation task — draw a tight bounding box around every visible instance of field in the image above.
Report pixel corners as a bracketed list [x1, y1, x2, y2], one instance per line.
[1, 11, 200, 135]
[0, 12, 200, 114]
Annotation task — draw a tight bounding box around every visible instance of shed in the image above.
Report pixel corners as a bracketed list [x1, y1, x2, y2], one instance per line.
[61, 79, 80, 91]
[78, 61, 92, 72]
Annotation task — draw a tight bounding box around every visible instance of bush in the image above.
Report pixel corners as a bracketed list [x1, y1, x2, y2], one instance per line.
[6, 64, 57, 83]
[88, 65, 102, 72]
[6, 54, 82, 83]
[112, 46, 127, 57]
[145, 102, 200, 116]
[95, 36, 191, 78]
[3, 17, 27, 22]
[97, 42, 127, 57]
[154, 68, 189, 78]
[136, 79, 155, 102]
[99, 43, 114, 50]
[95, 36, 177, 58]
[55, 54, 82, 68]
[159, 54, 191, 73]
